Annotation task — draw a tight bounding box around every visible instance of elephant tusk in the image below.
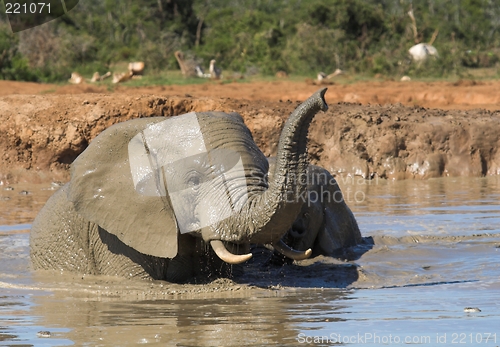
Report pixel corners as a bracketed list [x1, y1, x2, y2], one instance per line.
[273, 240, 312, 261]
[210, 240, 253, 264]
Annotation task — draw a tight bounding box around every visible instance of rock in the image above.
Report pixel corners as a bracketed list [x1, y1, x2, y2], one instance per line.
[463, 307, 481, 313]
[37, 331, 51, 338]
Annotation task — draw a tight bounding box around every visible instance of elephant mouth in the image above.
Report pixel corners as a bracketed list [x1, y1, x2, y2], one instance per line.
[209, 239, 311, 264]
[289, 227, 306, 238]
[289, 218, 307, 238]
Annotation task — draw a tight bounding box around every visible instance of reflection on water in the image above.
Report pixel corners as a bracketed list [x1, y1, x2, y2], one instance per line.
[298, 282, 500, 346]
[17, 290, 349, 346]
[343, 175, 500, 217]
[0, 183, 56, 225]
[344, 176, 500, 238]
[340, 176, 500, 290]
[0, 178, 499, 346]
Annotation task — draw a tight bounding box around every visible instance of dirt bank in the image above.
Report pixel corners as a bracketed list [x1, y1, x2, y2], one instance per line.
[2, 79, 500, 111]
[1, 89, 500, 184]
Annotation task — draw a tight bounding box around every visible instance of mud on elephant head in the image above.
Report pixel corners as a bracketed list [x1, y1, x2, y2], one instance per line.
[30, 88, 362, 282]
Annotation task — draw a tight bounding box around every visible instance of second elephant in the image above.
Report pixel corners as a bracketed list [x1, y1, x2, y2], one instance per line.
[270, 159, 362, 259]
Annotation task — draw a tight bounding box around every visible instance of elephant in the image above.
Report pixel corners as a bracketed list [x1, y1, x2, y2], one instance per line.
[30, 88, 361, 283]
[269, 159, 362, 261]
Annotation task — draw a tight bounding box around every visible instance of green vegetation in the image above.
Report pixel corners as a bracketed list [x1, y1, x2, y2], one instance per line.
[1, 0, 500, 82]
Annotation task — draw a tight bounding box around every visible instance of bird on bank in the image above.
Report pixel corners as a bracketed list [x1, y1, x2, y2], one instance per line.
[195, 65, 211, 78]
[209, 59, 222, 79]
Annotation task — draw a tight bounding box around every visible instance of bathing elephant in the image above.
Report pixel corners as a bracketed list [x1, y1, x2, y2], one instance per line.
[270, 159, 362, 260]
[30, 88, 360, 282]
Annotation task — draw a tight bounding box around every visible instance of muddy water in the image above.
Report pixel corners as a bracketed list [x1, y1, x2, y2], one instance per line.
[1, 178, 499, 346]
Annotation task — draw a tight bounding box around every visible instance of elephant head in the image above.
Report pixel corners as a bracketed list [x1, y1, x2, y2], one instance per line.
[67, 88, 328, 264]
[275, 162, 362, 258]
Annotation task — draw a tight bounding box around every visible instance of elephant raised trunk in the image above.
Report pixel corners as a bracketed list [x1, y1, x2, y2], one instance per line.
[203, 88, 328, 260]
[253, 88, 328, 240]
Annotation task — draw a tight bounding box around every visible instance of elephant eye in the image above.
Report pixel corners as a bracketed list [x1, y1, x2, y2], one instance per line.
[189, 176, 200, 186]
[187, 174, 202, 187]
[303, 212, 310, 219]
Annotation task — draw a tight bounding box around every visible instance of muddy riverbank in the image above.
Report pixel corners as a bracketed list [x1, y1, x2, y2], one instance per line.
[1, 91, 500, 184]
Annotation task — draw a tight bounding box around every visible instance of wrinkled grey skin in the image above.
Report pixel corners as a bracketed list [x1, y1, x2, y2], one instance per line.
[268, 159, 362, 258]
[30, 88, 360, 283]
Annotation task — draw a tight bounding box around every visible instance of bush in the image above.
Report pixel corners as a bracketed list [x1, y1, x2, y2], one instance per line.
[1, 0, 500, 81]
[0, 24, 38, 81]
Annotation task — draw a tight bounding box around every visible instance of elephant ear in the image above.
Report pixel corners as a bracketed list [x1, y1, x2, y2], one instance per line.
[67, 117, 180, 259]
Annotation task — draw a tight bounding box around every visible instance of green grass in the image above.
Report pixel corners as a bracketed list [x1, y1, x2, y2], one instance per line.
[463, 67, 500, 80]
[40, 65, 500, 91]
[38, 88, 57, 94]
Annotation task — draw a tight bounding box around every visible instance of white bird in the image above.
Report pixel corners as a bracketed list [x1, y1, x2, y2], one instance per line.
[195, 65, 211, 78]
[317, 72, 327, 81]
[408, 43, 439, 63]
[209, 59, 222, 79]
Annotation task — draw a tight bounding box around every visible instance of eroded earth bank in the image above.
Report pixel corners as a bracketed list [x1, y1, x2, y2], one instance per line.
[1, 91, 500, 184]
